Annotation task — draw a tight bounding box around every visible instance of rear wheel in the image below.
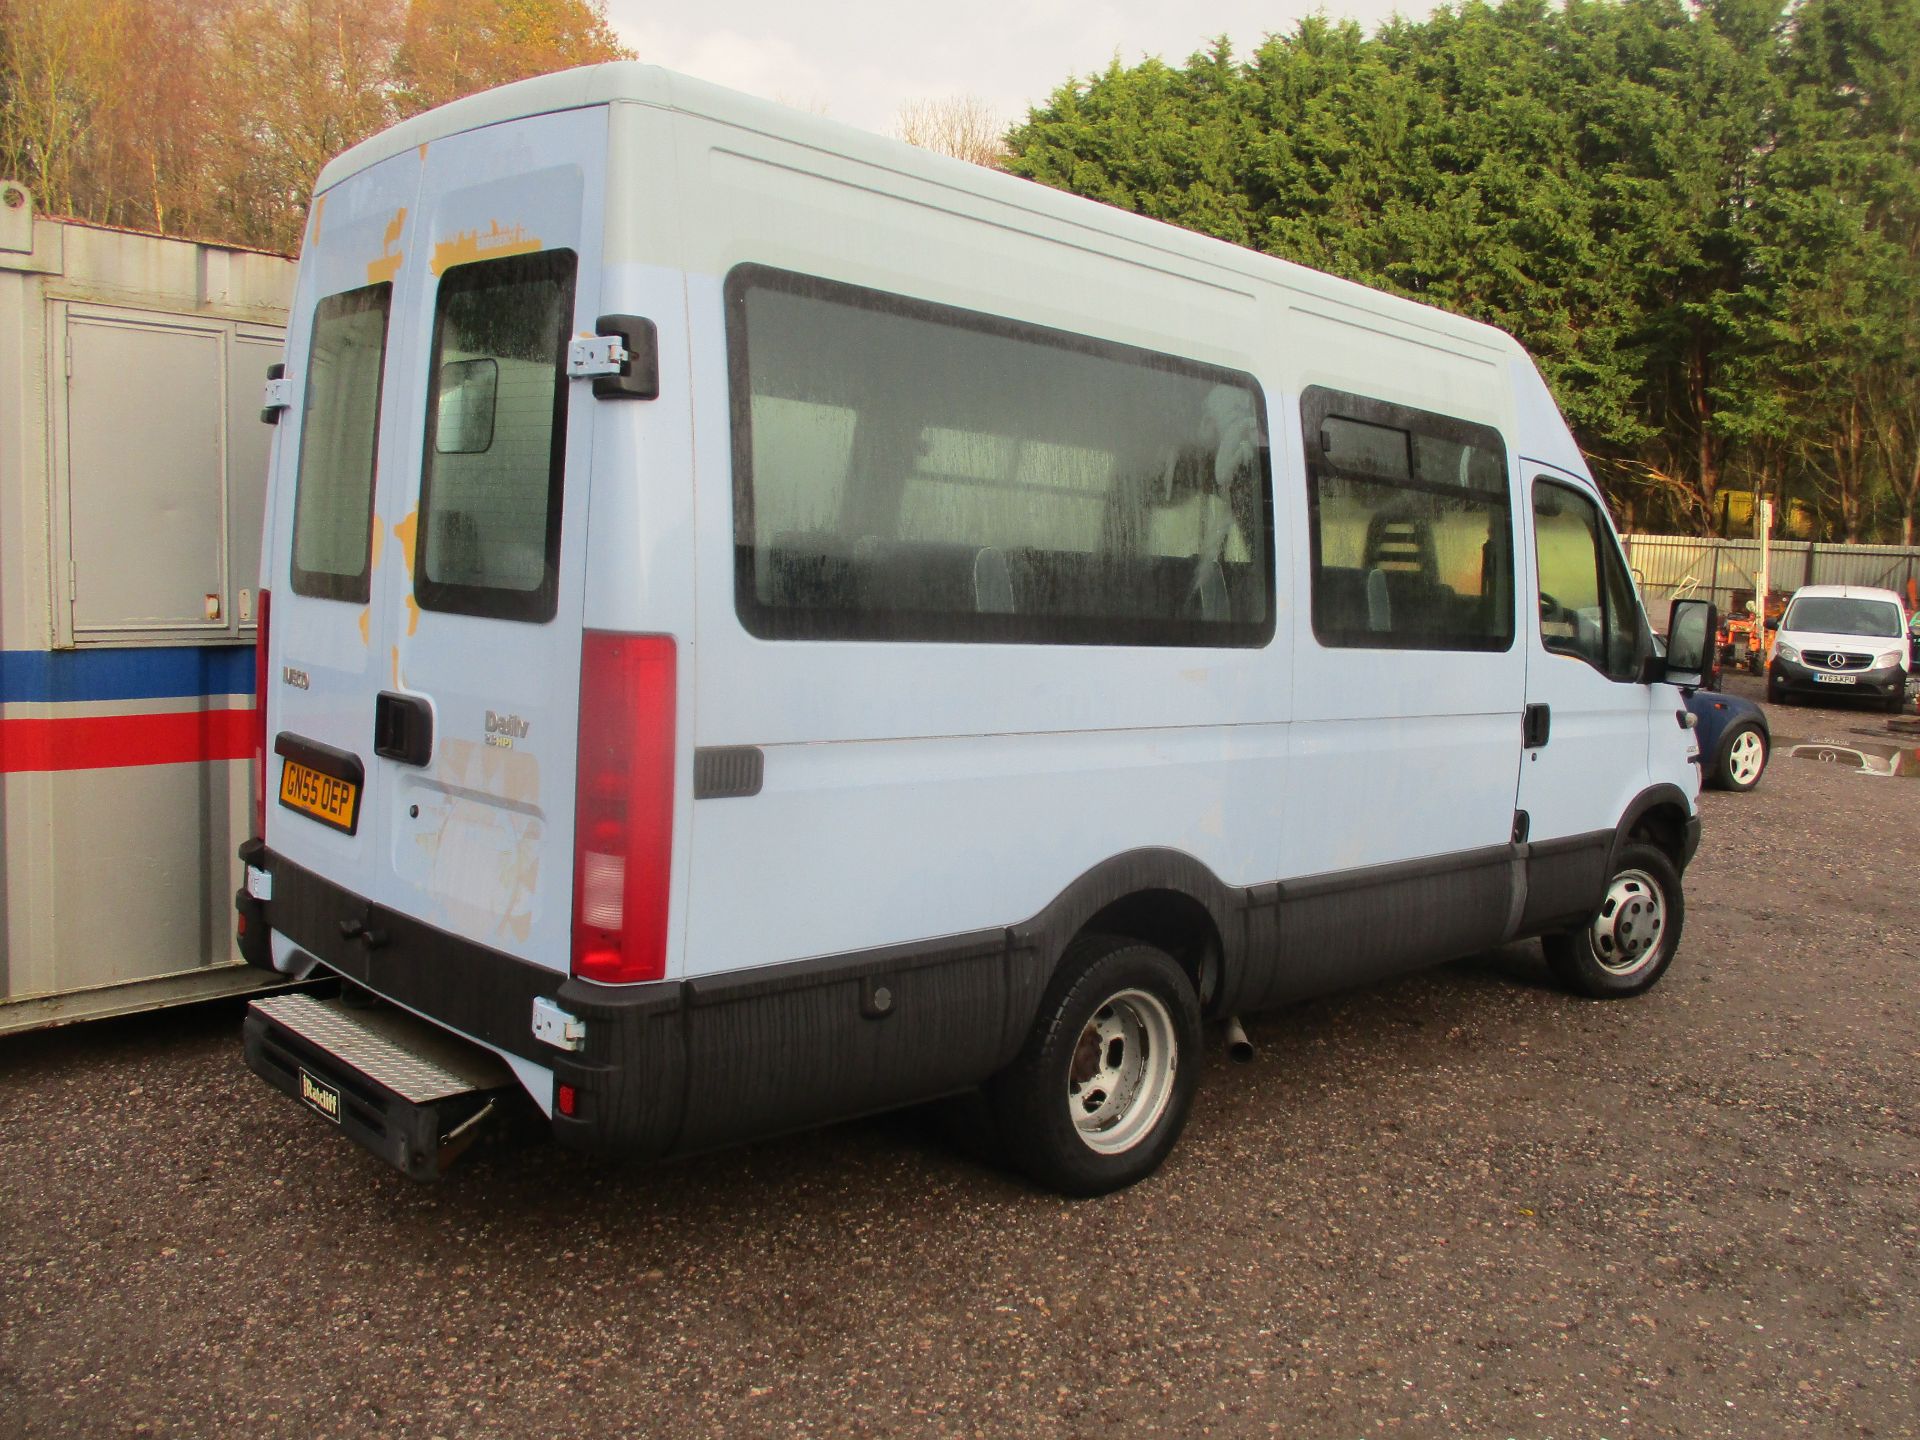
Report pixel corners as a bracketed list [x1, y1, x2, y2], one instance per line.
[1714, 723, 1767, 791]
[1543, 843, 1684, 999]
[989, 935, 1200, 1196]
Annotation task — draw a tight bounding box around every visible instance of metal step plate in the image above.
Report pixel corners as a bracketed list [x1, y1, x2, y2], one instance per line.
[248, 992, 510, 1104]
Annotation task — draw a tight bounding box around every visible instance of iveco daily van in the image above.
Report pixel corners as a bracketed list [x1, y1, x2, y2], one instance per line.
[235, 64, 1713, 1194]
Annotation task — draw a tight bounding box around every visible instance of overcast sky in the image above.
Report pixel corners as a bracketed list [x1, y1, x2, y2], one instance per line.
[603, 1, 1419, 137]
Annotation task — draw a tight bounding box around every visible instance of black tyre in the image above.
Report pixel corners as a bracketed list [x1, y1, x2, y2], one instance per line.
[988, 934, 1201, 1196]
[1887, 689, 1908, 715]
[1712, 722, 1767, 791]
[1764, 679, 1784, 704]
[1542, 842, 1685, 999]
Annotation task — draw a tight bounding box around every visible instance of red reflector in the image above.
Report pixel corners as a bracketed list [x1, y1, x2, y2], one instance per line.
[235, 913, 248, 938]
[571, 632, 676, 985]
[252, 589, 271, 839]
[556, 1083, 577, 1117]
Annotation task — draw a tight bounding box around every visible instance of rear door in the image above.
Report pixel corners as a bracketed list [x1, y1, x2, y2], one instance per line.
[269, 108, 607, 976]
[378, 111, 607, 970]
[264, 149, 419, 921]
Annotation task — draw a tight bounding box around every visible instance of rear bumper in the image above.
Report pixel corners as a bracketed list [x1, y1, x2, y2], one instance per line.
[236, 840, 690, 1159]
[234, 840, 1029, 1165]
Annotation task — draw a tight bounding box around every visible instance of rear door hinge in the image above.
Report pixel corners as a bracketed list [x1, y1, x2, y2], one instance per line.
[566, 334, 630, 378]
[570, 315, 660, 400]
[260, 362, 293, 424]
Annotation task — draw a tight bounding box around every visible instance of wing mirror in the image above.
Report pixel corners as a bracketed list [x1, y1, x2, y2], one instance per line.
[1645, 597, 1718, 687]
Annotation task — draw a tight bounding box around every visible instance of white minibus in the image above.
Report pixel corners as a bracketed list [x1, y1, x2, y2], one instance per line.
[236, 64, 1713, 1193]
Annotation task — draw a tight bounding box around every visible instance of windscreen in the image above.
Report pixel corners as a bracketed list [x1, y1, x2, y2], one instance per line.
[1783, 597, 1901, 638]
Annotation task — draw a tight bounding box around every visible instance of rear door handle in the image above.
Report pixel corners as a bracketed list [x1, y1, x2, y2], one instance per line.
[1523, 703, 1551, 749]
[374, 691, 433, 767]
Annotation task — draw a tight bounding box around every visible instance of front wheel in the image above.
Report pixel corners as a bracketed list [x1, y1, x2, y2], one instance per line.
[988, 935, 1201, 1196]
[1542, 842, 1685, 999]
[1714, 722, 1768, 791]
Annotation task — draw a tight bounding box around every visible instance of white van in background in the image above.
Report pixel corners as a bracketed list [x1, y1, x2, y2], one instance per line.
[235, 64, 1711, 1194]
[1766, 584, 1910, 711]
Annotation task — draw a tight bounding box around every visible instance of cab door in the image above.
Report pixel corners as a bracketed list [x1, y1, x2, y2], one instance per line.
[1515, 467, 1654, 926]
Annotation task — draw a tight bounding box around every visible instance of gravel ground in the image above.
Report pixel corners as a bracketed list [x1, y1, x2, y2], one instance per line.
[3, 677, 1917, 1439]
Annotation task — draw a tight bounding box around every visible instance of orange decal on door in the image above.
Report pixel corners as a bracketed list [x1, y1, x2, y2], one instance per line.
[430, 221, 540, 276]
[392, 510, 418, 580]
[367, 208, 406, 285]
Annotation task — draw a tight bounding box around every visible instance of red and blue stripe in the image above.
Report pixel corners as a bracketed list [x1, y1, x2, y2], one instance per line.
[0, 647, 255, 774]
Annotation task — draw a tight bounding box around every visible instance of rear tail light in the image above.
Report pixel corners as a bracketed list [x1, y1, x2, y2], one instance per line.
[571, 632, 676, 985]
[252, 589, 271, 838]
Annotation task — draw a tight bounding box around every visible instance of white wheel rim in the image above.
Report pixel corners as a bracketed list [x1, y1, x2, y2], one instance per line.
[1588, 868, 1668, 977]
[1067, 988, 1178, 1155]
[1728, 729, 1765, 785]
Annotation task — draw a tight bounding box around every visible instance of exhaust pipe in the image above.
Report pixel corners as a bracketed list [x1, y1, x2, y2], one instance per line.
[1223, 1015, 1254, 1063]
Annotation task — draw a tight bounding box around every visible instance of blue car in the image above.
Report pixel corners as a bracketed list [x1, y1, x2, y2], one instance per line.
[1686, 684, 1770, 791]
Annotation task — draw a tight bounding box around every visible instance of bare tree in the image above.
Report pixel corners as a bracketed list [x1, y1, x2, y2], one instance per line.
[894, 94, 1007, 168]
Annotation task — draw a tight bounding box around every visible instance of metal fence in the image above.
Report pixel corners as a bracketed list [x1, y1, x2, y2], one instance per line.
[1623, 534, 1920, 620]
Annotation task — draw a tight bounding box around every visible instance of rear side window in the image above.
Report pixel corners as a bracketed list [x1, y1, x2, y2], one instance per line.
[1302, 386, 1514, 651]
[290, 284, 390, 602]
[726, 265, 1275, 647]
[416, 250, 576, 623]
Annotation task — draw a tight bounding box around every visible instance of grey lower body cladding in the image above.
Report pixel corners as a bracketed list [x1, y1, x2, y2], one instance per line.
[234, 804, 1698, 1168]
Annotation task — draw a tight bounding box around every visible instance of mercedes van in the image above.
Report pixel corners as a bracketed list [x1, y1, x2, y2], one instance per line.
[1766, 584, 1909, 711]
[235, 64, 1711, 1194]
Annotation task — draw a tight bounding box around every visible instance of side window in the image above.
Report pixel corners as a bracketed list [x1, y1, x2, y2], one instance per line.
[725, 265, 1275, 647]
[416, 249, 577, 623]
[1532, 478, 1639, 679]
[290, 284, 391, 602]
[1302, 387, 1514, 651]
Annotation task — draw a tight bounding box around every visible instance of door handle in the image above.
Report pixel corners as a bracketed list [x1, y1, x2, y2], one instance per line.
[1523, 703, 1551, 749]
[374, 691, 433, 766]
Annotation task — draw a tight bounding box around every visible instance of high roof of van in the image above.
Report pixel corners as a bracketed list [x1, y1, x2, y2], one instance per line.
[311, 62, 1529, 369]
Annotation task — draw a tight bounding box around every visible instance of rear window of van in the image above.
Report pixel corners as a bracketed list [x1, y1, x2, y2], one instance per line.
[415, 250, 576, 623]
[290, 284, 390, 602]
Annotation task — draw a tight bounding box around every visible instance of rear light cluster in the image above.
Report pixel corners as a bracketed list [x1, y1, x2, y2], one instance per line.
[252, 589, 271, 839]
[571, 632, 677, 985]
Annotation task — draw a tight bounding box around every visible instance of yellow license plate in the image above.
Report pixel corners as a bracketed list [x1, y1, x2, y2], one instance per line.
[279, 758, 360, 833]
